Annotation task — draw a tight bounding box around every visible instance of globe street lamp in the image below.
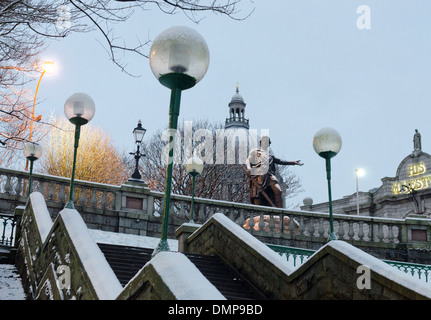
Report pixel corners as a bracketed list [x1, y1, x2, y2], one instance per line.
[130, 120, 147, 180]
[185, 156, 204, 223]
[23, 142, 42, 196]
[355, 168, 365, 215]
[64, 92, 95, 209]
[149, 25, 210, 254]
[313, 127, 342, 241]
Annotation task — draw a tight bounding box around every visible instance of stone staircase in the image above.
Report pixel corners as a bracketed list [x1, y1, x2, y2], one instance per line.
[97, 243, 263, 300]
[0, 249, 27, 300]
[0, 248, 10, 264]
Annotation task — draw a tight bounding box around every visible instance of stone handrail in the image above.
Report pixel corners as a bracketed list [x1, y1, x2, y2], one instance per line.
[183, 213, 431, 299]
[0, 167, 119, 210]
[1, 167, 430, 254]
[268, 243, 431, 284]
[15, 192, 123, 299]
[160, 192, 419, 246]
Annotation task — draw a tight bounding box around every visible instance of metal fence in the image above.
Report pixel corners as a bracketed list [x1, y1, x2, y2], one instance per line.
[0, 213, 16, 247]
[267, 243, 431, 283]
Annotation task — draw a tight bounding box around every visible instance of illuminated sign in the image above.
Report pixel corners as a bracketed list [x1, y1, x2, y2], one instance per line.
[392, 162, 431, 195]
[407, 162, 426, 177]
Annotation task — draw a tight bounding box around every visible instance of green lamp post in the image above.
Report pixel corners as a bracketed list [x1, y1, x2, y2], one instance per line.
[63, 92, 95, 209]
[185, 156, 204, 223]
[149, 26, 210, 254]
[313, 127, 342, 241]
[23, 142, 42, 196]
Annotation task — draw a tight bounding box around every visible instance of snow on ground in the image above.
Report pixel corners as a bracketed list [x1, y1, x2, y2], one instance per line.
[89, 229, 178, 251]
[0, 264, 26, 300]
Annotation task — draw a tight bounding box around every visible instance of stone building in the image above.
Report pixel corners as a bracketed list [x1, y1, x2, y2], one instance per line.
[207, 85, 254, 203]
[215, 85, 292, 206]
[225, 85, 250, 130]
[301, 130, 431, 222]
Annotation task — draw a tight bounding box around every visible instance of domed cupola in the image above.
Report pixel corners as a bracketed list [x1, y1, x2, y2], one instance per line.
[225, 83, 249, 130]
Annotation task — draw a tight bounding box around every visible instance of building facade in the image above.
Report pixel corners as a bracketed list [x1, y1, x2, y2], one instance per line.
[210, 85, 254, 203]
[301, 130, 431, 220]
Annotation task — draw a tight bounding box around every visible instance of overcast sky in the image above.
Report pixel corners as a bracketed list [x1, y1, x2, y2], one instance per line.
[33, 0, 431, 207]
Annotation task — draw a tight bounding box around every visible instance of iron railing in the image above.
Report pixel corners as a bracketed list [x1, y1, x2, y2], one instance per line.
[0, 213, 16, 247]
[267, 244, 315, 267]
[383, 260, 431, 283]
[267, 243, 431, 283]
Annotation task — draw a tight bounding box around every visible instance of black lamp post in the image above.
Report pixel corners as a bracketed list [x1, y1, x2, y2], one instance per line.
[130, 120, 146, 180]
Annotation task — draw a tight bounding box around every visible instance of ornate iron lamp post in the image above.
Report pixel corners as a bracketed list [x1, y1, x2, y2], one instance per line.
[23, 142, 42, 196]
[185, 156, 204, 223]
[130, 120, 146, 180]
[313, 127, 342, 241]
[149, 25, 210, 254]
[64, 92, 95, 209]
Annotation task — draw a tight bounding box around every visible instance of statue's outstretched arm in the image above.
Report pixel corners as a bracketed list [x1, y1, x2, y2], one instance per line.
[273, 157, 303, 166]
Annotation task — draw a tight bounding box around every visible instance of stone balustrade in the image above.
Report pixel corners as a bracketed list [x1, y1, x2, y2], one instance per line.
[1, 167, 431, 263]
[0, 167, 117, 210]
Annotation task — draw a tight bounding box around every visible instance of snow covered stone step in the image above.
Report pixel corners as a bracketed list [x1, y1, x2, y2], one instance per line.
[97, 242, 262, 299]
[97, 243, 153, 286]
[185, 253, 262, 300]
[0, 264, 27, 300]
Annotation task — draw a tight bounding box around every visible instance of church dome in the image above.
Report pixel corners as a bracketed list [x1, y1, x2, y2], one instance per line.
[230, 90, 244, 104]
[225, 84, 249, 130]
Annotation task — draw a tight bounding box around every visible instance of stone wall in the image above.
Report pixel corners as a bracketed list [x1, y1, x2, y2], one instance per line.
[3, 167, 431, 265]
[15, 192, 123, 300]
[183, 213, 431, 300]
[14, 192, 226, 300]
[13, 193, 431, 300]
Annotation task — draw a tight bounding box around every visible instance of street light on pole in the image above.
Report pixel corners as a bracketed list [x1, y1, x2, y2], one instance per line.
[185, 156, 204, 223]
[63, 92, 95, 209]
[355, 168, 365, 215]
[149, 25, 210, 254]
[130, 120, 147, 181]
[313, 127, 342, 241]
[28, 61, 55, 142]
[25, 61, 55, 171]
[23, 142, 42, 196]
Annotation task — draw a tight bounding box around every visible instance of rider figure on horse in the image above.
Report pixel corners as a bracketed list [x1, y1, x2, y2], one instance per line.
[245, 136, 303, 208]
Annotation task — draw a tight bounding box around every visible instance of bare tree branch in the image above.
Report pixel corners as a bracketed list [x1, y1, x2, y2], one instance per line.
[136, 119, 302, 207]
[0, 0, 254, 164]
